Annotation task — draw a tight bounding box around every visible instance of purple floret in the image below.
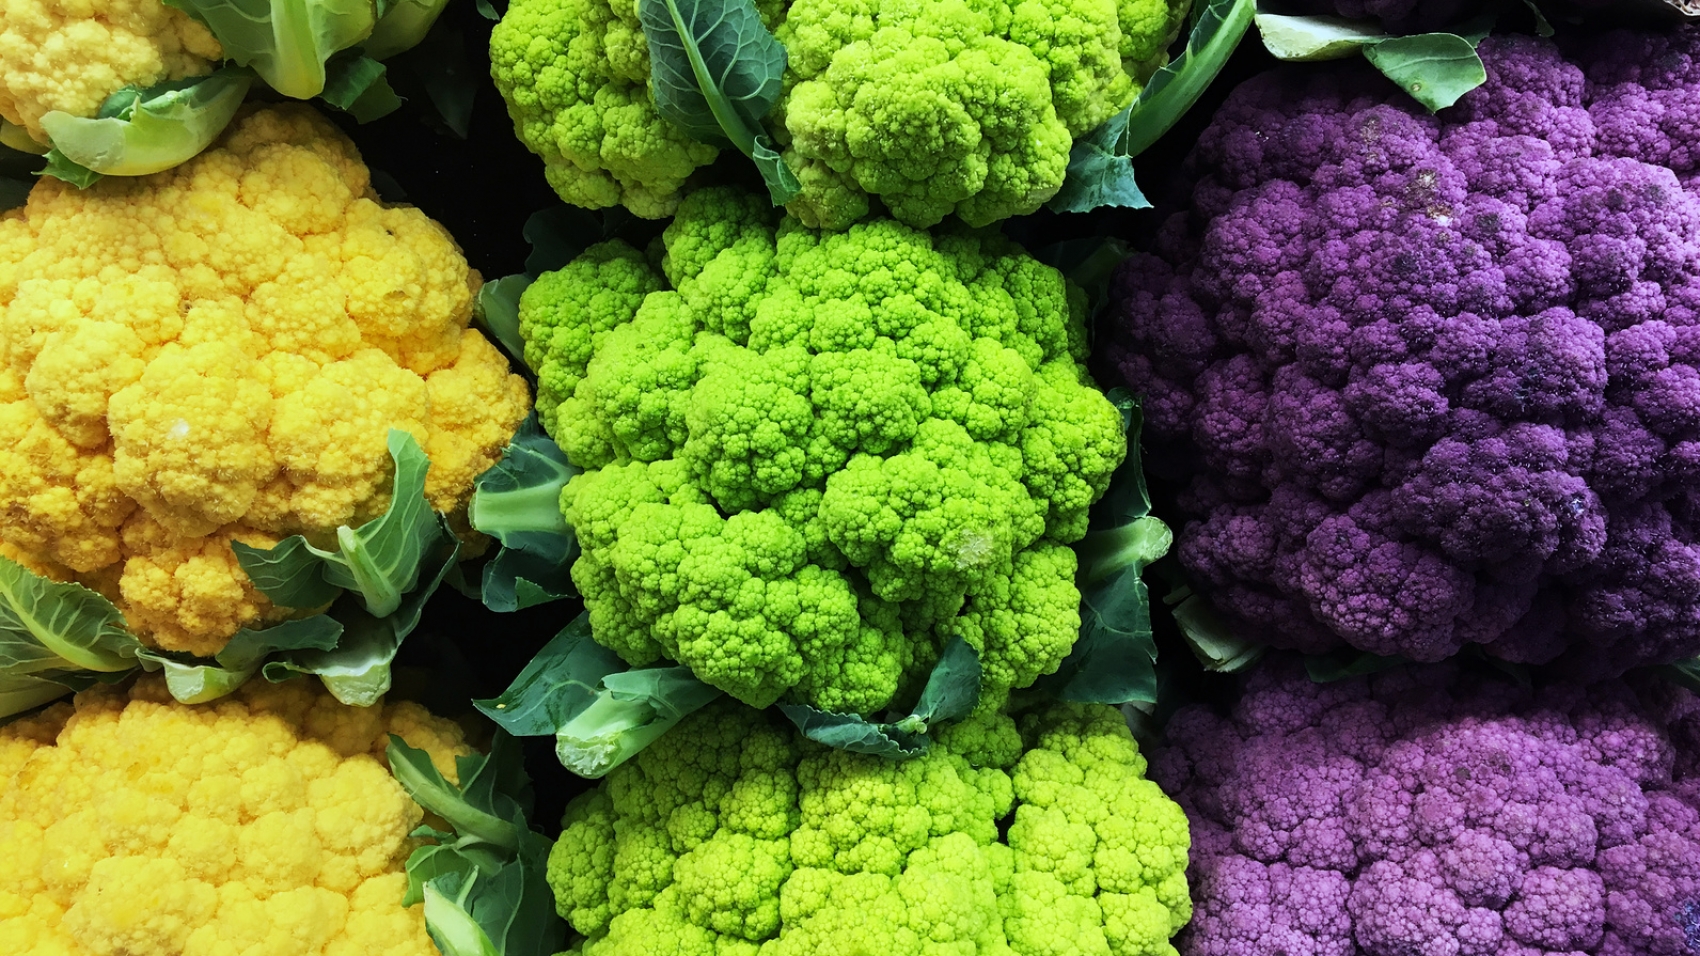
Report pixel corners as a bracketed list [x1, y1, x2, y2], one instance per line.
[1111, 29, 1700, 673]
[1154, 658, 1700, 956]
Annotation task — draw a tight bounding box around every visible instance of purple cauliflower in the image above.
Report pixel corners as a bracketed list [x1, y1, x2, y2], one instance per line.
[1111, 28, 1700, 673]
[1152, 657, 1700, 956]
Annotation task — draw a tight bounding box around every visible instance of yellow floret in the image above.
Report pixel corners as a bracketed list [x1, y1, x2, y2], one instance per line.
[0, 0, 222, 142]
[0, 104, 531, 654]
[0, 675, 472, 956]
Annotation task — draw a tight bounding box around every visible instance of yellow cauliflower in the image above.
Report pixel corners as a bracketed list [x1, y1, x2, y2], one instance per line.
[0, 0, 222, 143]
[0, 104, 531, 656]
[0, 674, 475, 956]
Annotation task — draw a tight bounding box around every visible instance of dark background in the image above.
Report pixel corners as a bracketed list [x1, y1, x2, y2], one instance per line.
[337, 0, 1283, 828]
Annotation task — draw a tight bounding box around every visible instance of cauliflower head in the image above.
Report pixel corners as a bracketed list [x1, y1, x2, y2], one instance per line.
[550, 698, 1192, 956]
[1154, 656, 1700, 956]
[489, 0, 1189, 227]
[1112, 29, 1700, 675]
[0, 0, 222, 142]
[0, 105, 531, 656]
[0, 673, 476, 956]
[522, 187, 1126, 714]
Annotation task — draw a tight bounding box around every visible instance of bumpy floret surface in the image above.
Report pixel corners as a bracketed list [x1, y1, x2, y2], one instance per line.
[0, 674, 475, 956]
[0, 105, 531, 655]
[1112, 30, 1700, 674]
[551, 699, 1192, 956]
[1152, 657, 1700, 956]
[525, 187, 1126, 713]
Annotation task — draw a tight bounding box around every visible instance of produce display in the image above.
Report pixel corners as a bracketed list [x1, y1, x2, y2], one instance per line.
[0, 0, 1696, 955]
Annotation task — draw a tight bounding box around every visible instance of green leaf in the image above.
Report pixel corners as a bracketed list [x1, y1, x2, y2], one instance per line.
[39, 150, 103, 188]
[163, 0, 377, 99]
[776, 705, 930, 757]
[1046, 107, 1151, 214]
[522, 206, 602, 276]
[1253, 9, 1486, 113]
[469, 414, 579, 612]
[389, 732, 567, 956]
[0, 673, 83, 718]
[132, 615, 346, 704]
[361, 0, 451, 59]
[897, 636, 980, 730]
[0, 556, 141, 675]
[1362, 33, 1487, 112]
[474, 275, 532, 361]
[1051, 0, 1253, 213]
[1519, 0, 1554, 37]
[321, 52, 404, 122]
[639, 0, 799, 205]
[474, 0, 498, 18]
[1664, 658, 1700, 693]
[1164, 582, 1264, 674]
[0, 120, 46, 155]
[779, 637, 982, 759]
[235, 429, 441, 618]
[389, 734, 525, 854]
[472, 612, 722, 777]
[261, 527, 457, 706]
[1255, 12, 1388, 60]
[557, 666, 724, 776]
[1303, 648, 1408, 683]
[472, 615, 620, 737]
[1035, 395, 1167, 706]
[37, 71, 249, 178]
[1037, 237, 1134, 320]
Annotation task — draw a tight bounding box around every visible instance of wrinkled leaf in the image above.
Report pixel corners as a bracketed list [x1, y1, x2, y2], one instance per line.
[1051, 0, 1253, 213]
[469, 414, 579, 612]
[321, 52, 404, 122]
[640, 0, 798, 204]
[1362, 33, 1484, 112]
[390, 733, 566, 956]
[133, 615, 345, 704]
[260, 529, 457, 706]
[474, 613, 722, 777]
[1036, 394, 1167, 705]
[38, 71, 249, 178]
[235, 429, 441, 618]
[473, 615, 619, 737]
[779, 637, 982, 759]
[39, 151, 103, 188]
[0, 557, 140, 675]
[164, 0, 377, 99]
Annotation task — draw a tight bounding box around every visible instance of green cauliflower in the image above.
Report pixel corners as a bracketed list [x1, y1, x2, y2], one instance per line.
[548, 699, 1193, 956]
[519, 187, 1127, 713]
[489, 0, 1190, 226]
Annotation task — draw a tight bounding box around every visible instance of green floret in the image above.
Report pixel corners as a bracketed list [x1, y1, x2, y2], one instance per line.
[546, 699, 1192, 956]
[489, 0, 1190, 227]
[526, 187, 1127, 716]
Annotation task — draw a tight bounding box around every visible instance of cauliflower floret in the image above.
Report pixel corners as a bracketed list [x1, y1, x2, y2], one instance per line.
[0, 105, 531, 655]
[0, 0, 222, 142]
[550, 699, 1191, 956]
[0, 675, 474, 956]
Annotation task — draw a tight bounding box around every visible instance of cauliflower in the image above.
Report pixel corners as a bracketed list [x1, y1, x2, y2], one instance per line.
[0, 0, 221, 143]
[0, 105, 531, 657]
[1110, 28, 1700, 675]
[1153, 655, 1700, 956]
[0, 673, 477, 956]
[515, 187, 1126, 714]
[551, 698, 1192, 956]
[488, 0, 1190, 227]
